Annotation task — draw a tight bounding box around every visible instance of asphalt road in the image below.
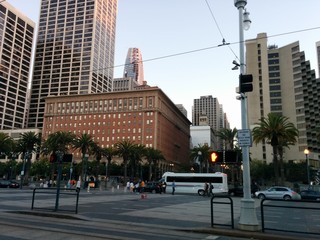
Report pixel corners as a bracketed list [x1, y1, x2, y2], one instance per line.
[0, 187, 319, 240]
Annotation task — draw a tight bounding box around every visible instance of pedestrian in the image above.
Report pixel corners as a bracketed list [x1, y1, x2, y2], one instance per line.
[209, 182, 214, 197]
[140, 180, 145, 193]
[162, 182, 167, 193]
[204, 182, 209, 197]
[126, 180, 130, 192]
[76, 178, 81, 192]
[172, 180, 176, 195]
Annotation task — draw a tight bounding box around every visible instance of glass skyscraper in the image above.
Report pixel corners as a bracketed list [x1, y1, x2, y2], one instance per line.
[123, 48, 145, 85]
[28, 0, 118, 128]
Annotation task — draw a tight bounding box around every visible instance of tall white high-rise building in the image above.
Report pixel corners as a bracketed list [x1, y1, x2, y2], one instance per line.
[123, 48, 144, 85]
[0, 2, 35, 130]
[28, 0, 118, 129]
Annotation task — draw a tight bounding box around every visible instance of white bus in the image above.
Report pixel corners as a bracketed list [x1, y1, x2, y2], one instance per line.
[161, 172, 228, 195]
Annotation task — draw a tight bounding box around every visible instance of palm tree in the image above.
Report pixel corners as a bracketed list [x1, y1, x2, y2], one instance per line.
[129, 144, 145, 179]
[252, 113, 299, 185]
[115, 140, 136, 182]
[216, 128, 238, 150]
[0, 132, 14, 155]
[17, 132, 41, 184]
[190, 144, 211, 173]
[144, 147, 165, 181]
[42, 131, 75, 182]
[102, 146, 116, 178]
[43, 131, 75, 154]
[73, 133, 95, 182]
[90, 142, 102, 179]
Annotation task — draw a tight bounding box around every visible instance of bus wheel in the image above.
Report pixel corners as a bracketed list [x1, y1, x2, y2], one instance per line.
[198, 189, 205, 196]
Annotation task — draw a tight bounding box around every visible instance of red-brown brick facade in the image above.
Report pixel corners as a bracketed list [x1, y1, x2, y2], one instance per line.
[42, 87, 191, 169]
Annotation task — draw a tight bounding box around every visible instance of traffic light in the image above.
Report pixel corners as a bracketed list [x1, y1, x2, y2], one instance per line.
[239, 74, 253, 93]
[210, 152, 218, 163]
[209, 151, 239, 164]
[62, 154, 73, 163]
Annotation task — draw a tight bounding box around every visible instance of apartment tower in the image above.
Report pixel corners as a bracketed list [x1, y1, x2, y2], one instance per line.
[0, 2, 35, 129]
[192, 95, 226, 150]
[246, 33, 319, 166]
[28, 0, 118, 129]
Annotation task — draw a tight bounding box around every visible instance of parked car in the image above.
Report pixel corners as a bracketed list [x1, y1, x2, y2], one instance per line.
[255, 186, 301, 200]
[300, 189, 320, 201]
[228, 184, 260, 197]
[0, 180, 20, 188]
[144, 181, 162, 193]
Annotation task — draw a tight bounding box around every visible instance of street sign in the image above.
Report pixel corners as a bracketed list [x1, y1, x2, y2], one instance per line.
[238, 129, 252, 147]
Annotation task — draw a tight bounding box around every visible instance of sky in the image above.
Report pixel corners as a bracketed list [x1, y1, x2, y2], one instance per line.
[6, 0, 320, 129]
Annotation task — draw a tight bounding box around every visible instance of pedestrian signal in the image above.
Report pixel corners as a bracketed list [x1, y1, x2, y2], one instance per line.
[210, 152, 218, 163]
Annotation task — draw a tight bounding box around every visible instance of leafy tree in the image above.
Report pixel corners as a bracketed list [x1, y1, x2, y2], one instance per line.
[216, 127, 238, 150]
[190, 144, 210, 173]
[29, 158, 51, 180]
[252, 113, 299, 185]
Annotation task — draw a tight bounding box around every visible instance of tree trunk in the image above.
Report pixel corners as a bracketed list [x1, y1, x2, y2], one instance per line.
[279, 147, 285, 185]
[124, 159, 128, 182]
[272, 146, 279, 185]
[148, 161, 152, 181]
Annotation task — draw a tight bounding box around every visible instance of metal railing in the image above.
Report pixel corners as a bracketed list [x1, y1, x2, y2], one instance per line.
[210, 195, 234, 229]
[31, 187, 80, 214]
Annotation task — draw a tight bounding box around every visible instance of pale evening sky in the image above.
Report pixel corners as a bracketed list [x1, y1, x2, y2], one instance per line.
[6, 0, 320, 129]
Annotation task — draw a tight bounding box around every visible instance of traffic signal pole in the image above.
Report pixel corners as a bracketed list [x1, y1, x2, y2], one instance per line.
[234, 0, 260, 231]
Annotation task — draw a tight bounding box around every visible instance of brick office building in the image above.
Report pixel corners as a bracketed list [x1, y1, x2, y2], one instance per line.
[42, 87, 191, 170]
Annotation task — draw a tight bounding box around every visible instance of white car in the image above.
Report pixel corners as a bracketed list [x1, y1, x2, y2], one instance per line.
[255, 186, 301, 200]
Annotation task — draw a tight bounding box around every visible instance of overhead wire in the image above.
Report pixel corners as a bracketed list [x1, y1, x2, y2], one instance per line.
[93, 26, 320, 72]
[204, 0, 240, 61]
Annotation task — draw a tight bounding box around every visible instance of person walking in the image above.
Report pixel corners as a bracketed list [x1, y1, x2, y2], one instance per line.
[209, 182, 214, 197]
[204, 182, 209, 197]
[172, 180, 176, 195]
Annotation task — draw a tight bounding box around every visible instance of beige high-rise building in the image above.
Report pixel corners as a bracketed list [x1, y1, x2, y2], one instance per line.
[246, 33, 318, 168]
[28, 0, 118, 129]
[0, 2, 35, 129]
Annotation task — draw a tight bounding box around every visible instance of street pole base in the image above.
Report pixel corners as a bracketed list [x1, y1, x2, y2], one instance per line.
[238, 198, 261, 231]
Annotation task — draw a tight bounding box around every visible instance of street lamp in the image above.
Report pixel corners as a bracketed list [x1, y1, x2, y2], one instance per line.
[234, 0, 260, 231]
[304, 149, 310, 186]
